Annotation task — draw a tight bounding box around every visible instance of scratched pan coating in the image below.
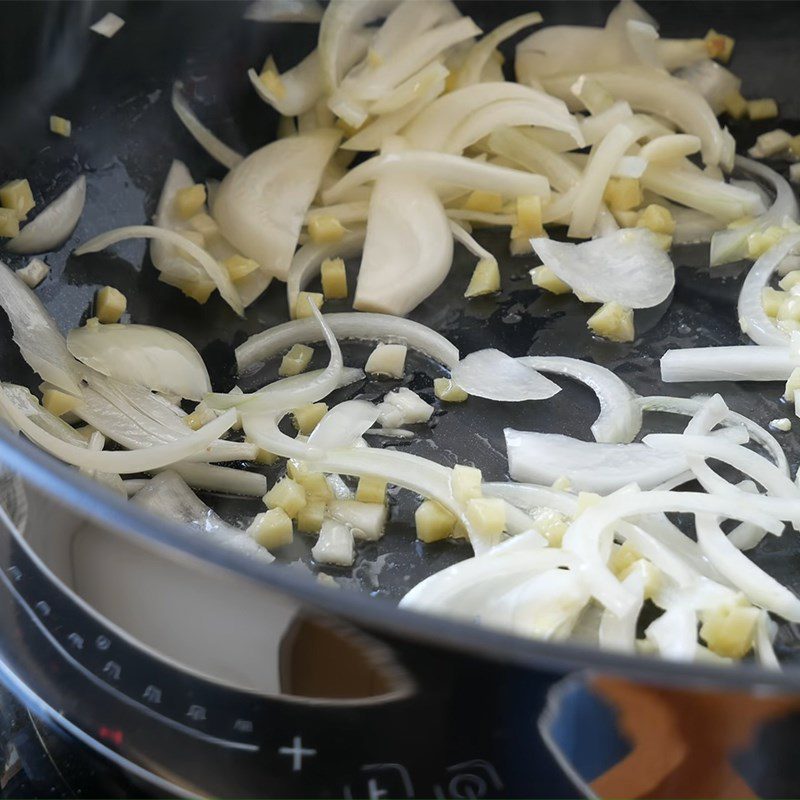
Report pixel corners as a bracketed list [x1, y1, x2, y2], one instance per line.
[1, 1, 800, 667]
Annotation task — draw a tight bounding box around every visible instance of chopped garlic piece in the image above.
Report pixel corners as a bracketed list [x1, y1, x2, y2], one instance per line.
[747, 226, 787, 259]
[297, 499, 326, 533]
[464, 258, 500, 298]
[762, 287, 786, 317]
[700, 604, 759, 659]
[530, 265, 571, 294]
[289, 463, 333, 500]
[259, 69, 286, 99]
[651, 232, 673, 252]
[511, 195, 544, 239]
[531, 507, 569, 546]
[264, 476, 306, 518]
[312, 518, 354, 566]
[247, 508, 293, 550]
[377, 387, 433, 427]
[747, 98, 779, 120]
[294, 291, 323, 319]
[292, 403, 328, 435]
[96, 286, 127, 323]
[637, 204, 676, 235]
[0, 208, 20, 238]
[17, 258, 49, 288]
[608, 541, 641, 577]
[452, 464, 482, 505]
[433, 377, 468, 403]
[43, 388, 79, 417]
[780, 270, 800, 291]
[90, 12, 125, 37]
[602, 177, 642, 212]
[778, 295, 800, 322]
[255, 448, 280, 465]
[365, 343, 407, 378]
[328, 499, 387, 540]
[771, 417, 792, 432]
[705, 29, 734, 63]
[279, 343, 313, 377]
[620, 559, 661, 599]
[174, 184, 207, 219]
[587, 302, 634, 342]
[355, 476, 387, 505]
[49, 116, 72, 137]
[308, 215, 346, 244]
[465, 497, 505, 549]
[317, 572, 339, 588]
[174, 279, 215, 304]
[463, 190, 503, 214]
[785, 367, 800, 400]
[723, 90, 747, 119]
[320, 257, 348, 299]
[612, 209, 638, 228]
[184, 402, 216, 430]
[415, 499, 457, 543]
[188, 212, 219, 240]
[0, 179, 35, 220]
[223, 254, 260, 281]
[749, 129, 792, 158]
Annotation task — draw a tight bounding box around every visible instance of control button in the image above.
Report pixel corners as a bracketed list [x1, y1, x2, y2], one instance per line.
[433, 760, 503, 799]
[67, 632, 84, 650]
[102, 661, 121, 681]
[279, 736, 317, 772]
[233, 719, 254, 734]
[34, 600, 50, 617]
[186, 705, 206, 722]
[95, 635, 111, 651]
[7, 566, 21, 581]
[142, 685, 162, 704]
[343, 763, 414, 799]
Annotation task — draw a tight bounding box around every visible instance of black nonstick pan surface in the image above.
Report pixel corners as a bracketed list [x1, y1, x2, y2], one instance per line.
[2, 0, 800, 686]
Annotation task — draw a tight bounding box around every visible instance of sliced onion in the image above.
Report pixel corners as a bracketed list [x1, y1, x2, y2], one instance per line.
[248, 50, 324, 117]
[133, 471, 272, 562]
[451, 350, 560, 402]
[6, 176, 86, 255]
[287, 228, 365, 310]
[322, 149, 550, 205]
[530, 228, 675, 309]
[0, 386, 237, 474]
[505, 430, 688, 493]
[518, 356, 641, 443]
[171, 84, 243, 170]
[74, 225, 244, 317]
[0, 260, 81, 395]
[2, 384, 86, 446]
[67, 323, 211, 401]
[237, 312, 459, 372]
[164, 463, 267, 497]
[482, 481, 579, 517]
[660, 346, 795, 383]
[599, 569, 644, 653]
[242, 410, 318, 461]
[639, 133, 701, 162]
[404, 82, 579, 152]
[213, 130, 341, 281]
[637, 394, 789, 476]
[738, 232, 800, 346]
[455, 12, 542, 88]
[676, 59, 741, 115]
[450, 221, 495, 263]
[354, 173, 452, 316]
[645, 604, 697, 662]
[307, 400, 379, 450]
[695, 514, 800, 621]
[243, 0, 323, 23]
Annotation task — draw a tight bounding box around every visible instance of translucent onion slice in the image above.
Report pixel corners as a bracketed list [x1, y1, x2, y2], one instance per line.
[133, 471, 273, 562]
[164, 463, 267, 497]
[738, 232, 800, 346]
[676, 59, 741, 115]
[530, 228, 675, 309]
[518, 356, 641, 443]
[452, 350, 560, 402]
[367, 60, 449, 115]
[237, 312, 459, 372]
[639, 133, 701, 162]
[287, 228, 365, 310]
[308, 400, 380, 450]
[0, 261, 81, 395]
[6, 176, 86, 256]
[74, 225, 244, 317]
[645, 604, 697, 662]
[695, 514, 800, 621]
[322, 149, 550, 205]
[213, 129, 341, 281]
[455, 12, 542, 88]
[482, 481, 579, 517]
[171, 84, 243, 170]
[660, 346, 795, 383]
[248, 50, 324, 117]
[1, 384, 86, 446]
[0, 387, 237, 474]
[505, 430, 687, 494]
[354, 173, 453, 316]
[599, 570, 644, 653]
[67, 323, 211, 401]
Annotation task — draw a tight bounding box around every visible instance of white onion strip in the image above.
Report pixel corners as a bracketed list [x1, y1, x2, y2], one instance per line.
[452, 350, 560, 402]
[236, 312, 459, 372]
[163, 463, 267, 497]
[74, 225, 244, 317]
[171, 84, 243, 170]
[6, 177, 86, 255]
[660, 346, 795, 383]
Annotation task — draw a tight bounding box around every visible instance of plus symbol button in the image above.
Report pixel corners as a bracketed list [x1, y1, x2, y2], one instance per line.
[278, 736, 317, 772]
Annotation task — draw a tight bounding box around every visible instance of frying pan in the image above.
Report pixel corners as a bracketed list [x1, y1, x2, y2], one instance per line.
[1, 2, 800, 797]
